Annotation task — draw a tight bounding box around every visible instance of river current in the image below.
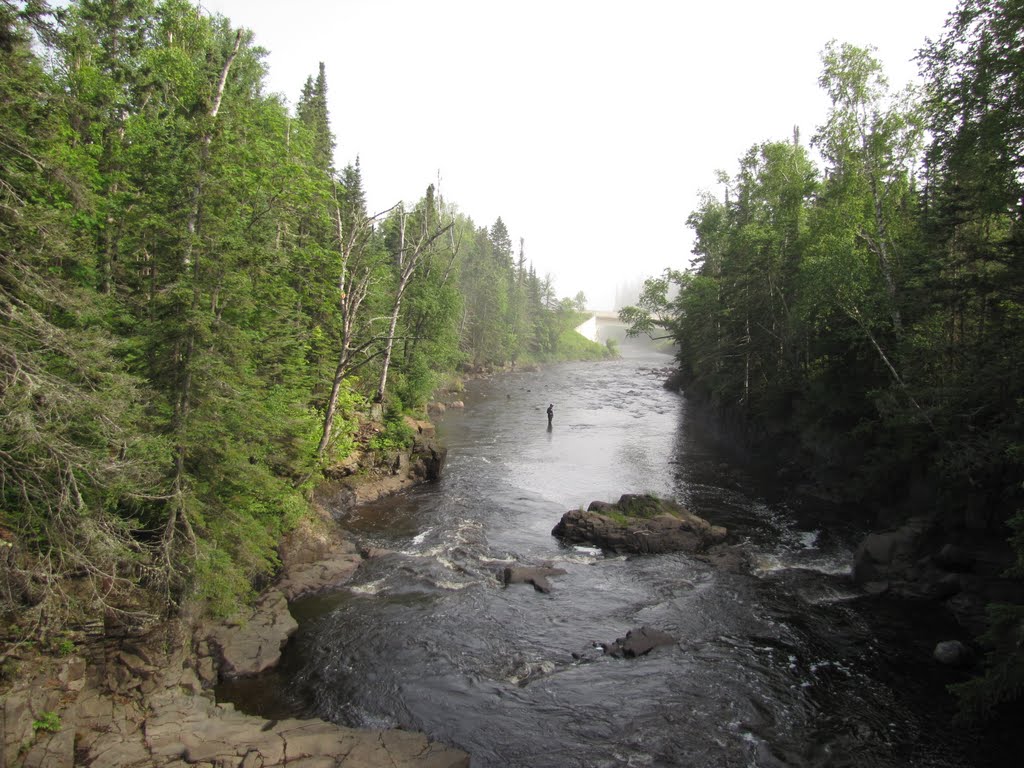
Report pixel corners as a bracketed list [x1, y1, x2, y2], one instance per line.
[221, 340, 1009, 767]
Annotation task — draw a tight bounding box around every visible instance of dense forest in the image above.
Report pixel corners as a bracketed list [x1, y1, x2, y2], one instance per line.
[0, 0, 610, 634]
[622, 0, 1022, 719]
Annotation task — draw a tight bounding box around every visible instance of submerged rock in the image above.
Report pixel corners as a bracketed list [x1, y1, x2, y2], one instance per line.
[695, 542, 752, 573]
[552, 494, 726, 555]
[502, 565, 567, 593]
[602, 626, 676, 658]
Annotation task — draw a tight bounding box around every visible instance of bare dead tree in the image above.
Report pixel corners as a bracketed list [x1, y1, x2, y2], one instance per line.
[373, 200, 453, 404]
[315, 192, 397, 457]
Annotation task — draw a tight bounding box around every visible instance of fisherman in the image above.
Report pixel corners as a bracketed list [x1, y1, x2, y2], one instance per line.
[547, 403, 554, 426]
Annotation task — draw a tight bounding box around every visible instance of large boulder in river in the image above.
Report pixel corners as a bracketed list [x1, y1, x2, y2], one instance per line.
[853, 517, 930, 589]
[552, 494, 726, 555]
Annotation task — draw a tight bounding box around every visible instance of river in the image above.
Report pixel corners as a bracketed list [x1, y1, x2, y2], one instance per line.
[220, 339, 1011, 767]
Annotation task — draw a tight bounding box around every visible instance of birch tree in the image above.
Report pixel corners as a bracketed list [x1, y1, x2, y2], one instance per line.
[374, 186, 453, 404]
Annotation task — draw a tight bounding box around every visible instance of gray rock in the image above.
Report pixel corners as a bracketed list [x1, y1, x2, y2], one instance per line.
[502, 565, 567, 593]
[853, 518, 929, 584]
[411, 437, 447, 481]
[602, 626, 676, 658]
[696, 543, 751, 573]
[277, 552, 362, 601]
[206, 589, 298, 677]
[933, 639, 973, 666]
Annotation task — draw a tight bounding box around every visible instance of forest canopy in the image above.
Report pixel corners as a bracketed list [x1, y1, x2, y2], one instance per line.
[0, 0, 609, 629]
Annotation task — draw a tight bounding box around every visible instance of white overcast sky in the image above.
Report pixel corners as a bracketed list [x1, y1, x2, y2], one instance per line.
[199, 0, 955, 309]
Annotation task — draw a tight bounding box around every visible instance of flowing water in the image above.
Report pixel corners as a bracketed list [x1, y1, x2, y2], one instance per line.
[221, 340, 1009, 767]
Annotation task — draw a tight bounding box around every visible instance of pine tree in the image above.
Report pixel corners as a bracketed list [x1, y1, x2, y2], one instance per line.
[297, 61, 335, 173]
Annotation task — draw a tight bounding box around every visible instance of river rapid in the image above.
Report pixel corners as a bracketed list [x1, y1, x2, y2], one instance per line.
[221, 340, 1010, 767]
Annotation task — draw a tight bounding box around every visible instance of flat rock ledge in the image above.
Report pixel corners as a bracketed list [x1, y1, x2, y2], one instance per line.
[278, 522, 363, 602]
[201, 502, 368, 679]
[3, 621, 468, 768]
[552, 494, 727, 555]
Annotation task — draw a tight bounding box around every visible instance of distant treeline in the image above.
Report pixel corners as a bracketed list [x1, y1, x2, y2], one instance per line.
[0, 1, 609, 630]
[621, 1, 1022, 720]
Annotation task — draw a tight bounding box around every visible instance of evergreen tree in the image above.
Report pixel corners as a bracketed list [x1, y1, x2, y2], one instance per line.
[1, 1, 169, 630]
[297, 61, 335, 172]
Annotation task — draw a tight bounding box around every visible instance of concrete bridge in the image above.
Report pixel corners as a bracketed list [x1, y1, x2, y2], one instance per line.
[574, 310, 627, 344]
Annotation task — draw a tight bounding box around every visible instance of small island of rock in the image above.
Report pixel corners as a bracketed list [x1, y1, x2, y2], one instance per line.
[552, 493, 727, 555]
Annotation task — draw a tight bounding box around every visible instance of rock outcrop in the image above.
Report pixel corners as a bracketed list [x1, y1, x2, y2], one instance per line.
[277, 507, 364, 601]
[2, 413, 469, 768]
[317, 436, 448, 518]
[205, 589, 298, 678]
[695, 542, 752, 573]
[552, 494, 727, 555]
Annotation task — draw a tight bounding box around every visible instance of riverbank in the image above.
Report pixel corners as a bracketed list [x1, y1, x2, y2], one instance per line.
[1, 415, 469, 768]
[665, 375, 1024, 638]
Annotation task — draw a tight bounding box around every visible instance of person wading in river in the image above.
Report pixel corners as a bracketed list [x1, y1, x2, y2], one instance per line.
[547, 403, 554, 426]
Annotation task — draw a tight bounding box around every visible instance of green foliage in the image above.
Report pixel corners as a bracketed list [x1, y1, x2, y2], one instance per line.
[615, 494, 668, 519]
[619, 269, 687, 342]
[54, 636, 76, 657]
[191, 544, 251, 618]
[320, 384, 366, 464]
[553, 326, 611, 361]
[369, 413, 415, 456]
[389, 357, 441, 413]
[595, 494, 681, 525]
[32, 711, 61, 734]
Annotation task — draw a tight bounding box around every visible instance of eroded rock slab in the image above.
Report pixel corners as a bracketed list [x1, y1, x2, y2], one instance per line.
[277, 553, 363, 601]
[7, 616, 470, 768]
[206, 589, 298, 677]
[146, 697, 469, 767]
